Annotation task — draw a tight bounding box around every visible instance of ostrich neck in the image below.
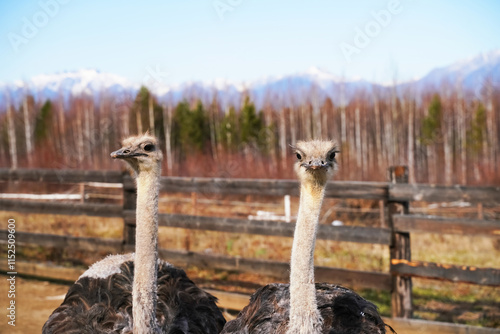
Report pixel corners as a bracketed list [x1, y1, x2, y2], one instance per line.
[133, 165, 160, 334]
[288, 182, 326, 333]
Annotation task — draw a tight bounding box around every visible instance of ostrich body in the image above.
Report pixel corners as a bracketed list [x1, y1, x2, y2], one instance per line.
[43, 134, 226, 334]
[221, 140, 391, 334]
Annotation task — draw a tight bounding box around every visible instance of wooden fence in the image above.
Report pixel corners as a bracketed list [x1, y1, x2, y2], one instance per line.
[1, 168, 499, 333]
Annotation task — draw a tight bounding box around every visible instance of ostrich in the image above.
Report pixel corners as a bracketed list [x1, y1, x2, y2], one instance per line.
[221, 140, 393, 334]
[43, 134, 226, 334]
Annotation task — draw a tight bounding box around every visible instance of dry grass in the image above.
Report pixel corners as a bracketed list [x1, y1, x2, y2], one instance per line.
[0, 211, 123, 239]
[412, 233, 500, 268]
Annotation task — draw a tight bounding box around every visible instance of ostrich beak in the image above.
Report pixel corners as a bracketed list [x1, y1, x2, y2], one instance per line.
[111, 148, 147, 159]
[111, 148, 130, 159]
[302, 159, 328, 170]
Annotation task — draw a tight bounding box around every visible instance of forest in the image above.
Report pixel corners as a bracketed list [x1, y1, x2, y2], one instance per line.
[1, 81, 499, 185]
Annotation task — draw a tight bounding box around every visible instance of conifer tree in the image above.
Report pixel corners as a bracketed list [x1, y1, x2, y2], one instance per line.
[219, 106, 238, 151]
[172, 100, 209, 153]
[239, 97, 266, 149]
[35, 100, 54, 142]
[421, 94, 442, 145]
[467, 102, 487, 154]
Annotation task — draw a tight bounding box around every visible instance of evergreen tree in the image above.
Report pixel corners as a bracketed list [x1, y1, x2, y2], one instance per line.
[421, 94, 442, 145]
[219, 106, 239, 150]
[129, 86, 164, 139]
[35, 100, 53, 142]
[172, 100, 209, 153]
[239, 97, 266, 149]
[467, 102, 487, 154]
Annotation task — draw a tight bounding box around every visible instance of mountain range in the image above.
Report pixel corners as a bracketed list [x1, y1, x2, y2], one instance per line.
[1, 50, 499, 109]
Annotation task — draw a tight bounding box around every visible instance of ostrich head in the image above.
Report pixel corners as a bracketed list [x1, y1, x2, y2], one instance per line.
[111, 133, 163, 174]
[292, 139, 339, 187]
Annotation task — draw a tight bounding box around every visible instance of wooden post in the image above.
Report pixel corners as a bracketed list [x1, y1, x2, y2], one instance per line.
[379, 200, 386, 228]
[80, 183, 86, 203]
[388, 166, 413, 318]
[477, 203, 484, 220]
[122, 172, 136, 246]
[191, 192, 197, 215]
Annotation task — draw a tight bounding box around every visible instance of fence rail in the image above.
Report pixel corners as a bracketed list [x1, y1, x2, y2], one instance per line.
[1, 168, 499, 332]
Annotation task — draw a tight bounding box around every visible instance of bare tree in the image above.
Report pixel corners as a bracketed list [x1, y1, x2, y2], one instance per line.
[149, 94, 155, 134]
[485, 78, 497, 175]
[22, 91, 34, 167]
[407, 95, 415, 184]
[355, 107, 362, 172]
[289, 106, 297, 145]
[340, 80, 347, 146]
[136, 106, 143, 134]
[163, 104, 173, 175]
[57, 98, 67, 166]
[279, 107, 287, 171]
[208, 94, 220, 162]
[456, 80, 467, 184]
[6, 95, 18, 169]
[372, 87, 382, 168]
[84, 99, 94, 167]
[76, 100, 85, 164]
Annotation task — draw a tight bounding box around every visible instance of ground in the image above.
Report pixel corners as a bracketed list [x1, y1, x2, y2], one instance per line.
[0, 275, 69, 333]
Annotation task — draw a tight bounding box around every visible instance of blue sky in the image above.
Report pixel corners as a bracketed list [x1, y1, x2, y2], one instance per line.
[1, 0, 499, 85]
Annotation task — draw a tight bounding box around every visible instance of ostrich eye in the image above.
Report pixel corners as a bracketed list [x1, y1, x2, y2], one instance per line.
[296, 153, 302, 160]
[144, 144, 155, 152]
[328, 151, 336, 160]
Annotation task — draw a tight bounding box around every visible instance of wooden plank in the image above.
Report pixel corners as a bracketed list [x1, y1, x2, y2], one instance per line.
[123, 212, 392, 245]
[0, 168, 123, 184]
[390, 183, 500, 205]
[0, 260, 83, 282]
[153, 248, 392, 290]
[314, 266, 392, 290]
[0, 229, 391, 290]
[205, 289, 251, 312]
[384, 317, 500, 334]
[393, 215, 500, 237]
[0, 199, 123, 217]
[325, 181, 388, 200]
[160, 177, 299, 196]
[391, 259, 500, 286]
[160, 177, 388, 200]
[0, 230, 123, 253]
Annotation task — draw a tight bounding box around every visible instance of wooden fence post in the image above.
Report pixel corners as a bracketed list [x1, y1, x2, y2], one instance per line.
[122, 172, 136, 246]
[387, 166, 413, 318]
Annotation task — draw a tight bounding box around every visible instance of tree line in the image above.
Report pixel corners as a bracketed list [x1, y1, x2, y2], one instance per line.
[0, 82, 498, 185]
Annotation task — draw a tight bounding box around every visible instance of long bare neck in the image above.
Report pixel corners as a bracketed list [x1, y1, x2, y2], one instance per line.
[287, 182, 326, 334]
[133, 164, 160, 334]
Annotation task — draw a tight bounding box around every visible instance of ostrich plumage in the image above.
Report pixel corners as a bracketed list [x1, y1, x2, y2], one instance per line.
[42, 134, 226, 334]
[221, 140, 394, 334]
[222, 283, 391, 334]
[43, 256, 225, 334]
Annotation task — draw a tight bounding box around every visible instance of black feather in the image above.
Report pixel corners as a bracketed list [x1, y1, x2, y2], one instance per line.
[43, 260, 226, 334]
[221, 283, 395, 334]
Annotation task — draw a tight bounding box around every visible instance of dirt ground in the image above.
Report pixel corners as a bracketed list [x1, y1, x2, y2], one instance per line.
[0, 275, 69, 334]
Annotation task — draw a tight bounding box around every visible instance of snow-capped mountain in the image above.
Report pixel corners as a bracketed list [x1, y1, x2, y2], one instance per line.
[1, 50, 499, 109]
[407, 50, 500, 94]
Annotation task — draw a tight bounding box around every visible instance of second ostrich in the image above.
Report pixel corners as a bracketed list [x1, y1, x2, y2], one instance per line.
[222, 140, 393, 334]
[43, 134, 226, 334]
